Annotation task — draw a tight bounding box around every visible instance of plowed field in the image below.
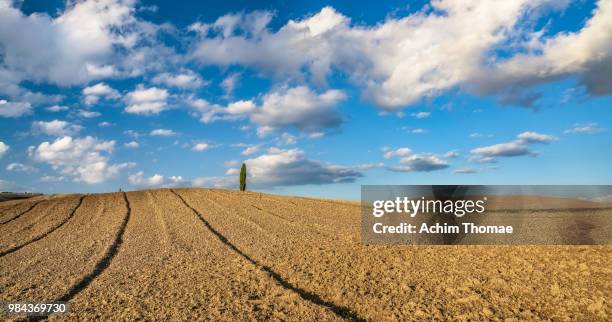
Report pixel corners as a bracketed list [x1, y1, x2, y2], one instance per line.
[1, 189, 609, 321]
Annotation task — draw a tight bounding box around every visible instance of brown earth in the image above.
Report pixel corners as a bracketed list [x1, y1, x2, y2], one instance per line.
[0, 188, 609, 321]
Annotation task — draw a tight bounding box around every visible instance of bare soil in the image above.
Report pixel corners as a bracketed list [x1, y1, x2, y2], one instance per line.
[0, 188, 609, 321]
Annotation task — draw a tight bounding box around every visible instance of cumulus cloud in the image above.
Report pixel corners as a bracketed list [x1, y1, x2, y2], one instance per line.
[32, 120, 83, 136]
[152, 70, 205, 89]
[82, 83, 120, 105]
[189, 98, 256, 123]
[564, 123, 603, 134]
[383, 147, 412, 159]
[29, 136, 134, 184]
[383, 147, 451, 172]
[471, 0, 612, 99]
[78, 110, 101, 118]
[444, 151, 460, 158]
[241, 145, 259, 156]
[46, 105, 69, 112]
[128, 171, 184, 187]
[190, 85, 346, 134]
[388, 154, 450, 172]
[0, 100, 32, 117]
[125, 85, 169, 115]
[221, 72, 240, 97]
[251, 86, 346, 133]
[191, 2, 588, 109]
[516, 131, 558, 144]
[0, 0, 144, 86]
[6, 162, 37, 173]
[277, 133, 297, 145]
[470, 131, 558, 162]
[242, 147, 362, 187]
[472, 141, 531, 158]
[124, 141, 139, 148]
[191, 176, 235, 188]
[150, 129, 176, 136]
[0, 141, 8, 158]
[192, 142, 210, 152]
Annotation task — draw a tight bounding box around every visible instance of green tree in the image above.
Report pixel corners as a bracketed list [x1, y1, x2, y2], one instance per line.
[239, 163, 247, 191]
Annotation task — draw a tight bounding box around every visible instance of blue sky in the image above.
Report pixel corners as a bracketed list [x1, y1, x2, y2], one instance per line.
[0, 0, 610, 199]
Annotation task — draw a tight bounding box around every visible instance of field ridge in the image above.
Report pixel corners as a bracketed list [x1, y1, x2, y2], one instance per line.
[0, 196, 85, 257]
[0, 200, 45, 225]
[56, 192, 132, 304]
[170, 189, 366, 321]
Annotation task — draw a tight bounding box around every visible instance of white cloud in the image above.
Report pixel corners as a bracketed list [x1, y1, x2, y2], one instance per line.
[188, 86, 345, 134]
[125, 85, 169, 115]
[224, 160, 240, 167]
[192, 176, 235, 188]
[6, 162, 37, 173]
[470, 131, 558, 162]
[150, 129, 176, 136]
[0, 141, 9, 158]
[383, 148, 451, 172]
[471, 0, 612, 99]
[85, 63, 117, 78]
[191, 2, 565, 109]
[124, 130, 141, 138]
[564, 123, 603, 134]
[152, 70, 205, 89]
[277, 133, 297, 145]
[192, 143, 210, 152]
[516, 131, 558, 144]
[225, 168, 240, 176]
[0, 0, 144, 86]
[188, 98, 255, 123]
[124, 141, 139, 148]
[46, 105, 69, 112]
[78, 110, 101, 118]
[0, 100, 32, 117]
[128, 171, 184, 187]
[241, 145, 259, 156]
[389, 154, 450, 172]
[308, 132, 324, 139]
[98, 121, 113, 127]
[251, 86, 346, 133]
[191, 2, 612, 109]
[412, 112, 430, 119]
[32, 120, 82, 136]
[82, 83, 120, 105]
[471, 141, 533, 158]
[221, 72, 240, 97]
[256, 126, 275, 138]
[383, 147, 412, 159]
[29, 136, 134, 184]
[243, 147, 362, 187]
[128, 172, 162, 186]
[444, 151, 459, 158]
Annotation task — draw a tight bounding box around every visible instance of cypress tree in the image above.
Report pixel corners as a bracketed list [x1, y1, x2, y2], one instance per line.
[239, 163, 247, 191]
